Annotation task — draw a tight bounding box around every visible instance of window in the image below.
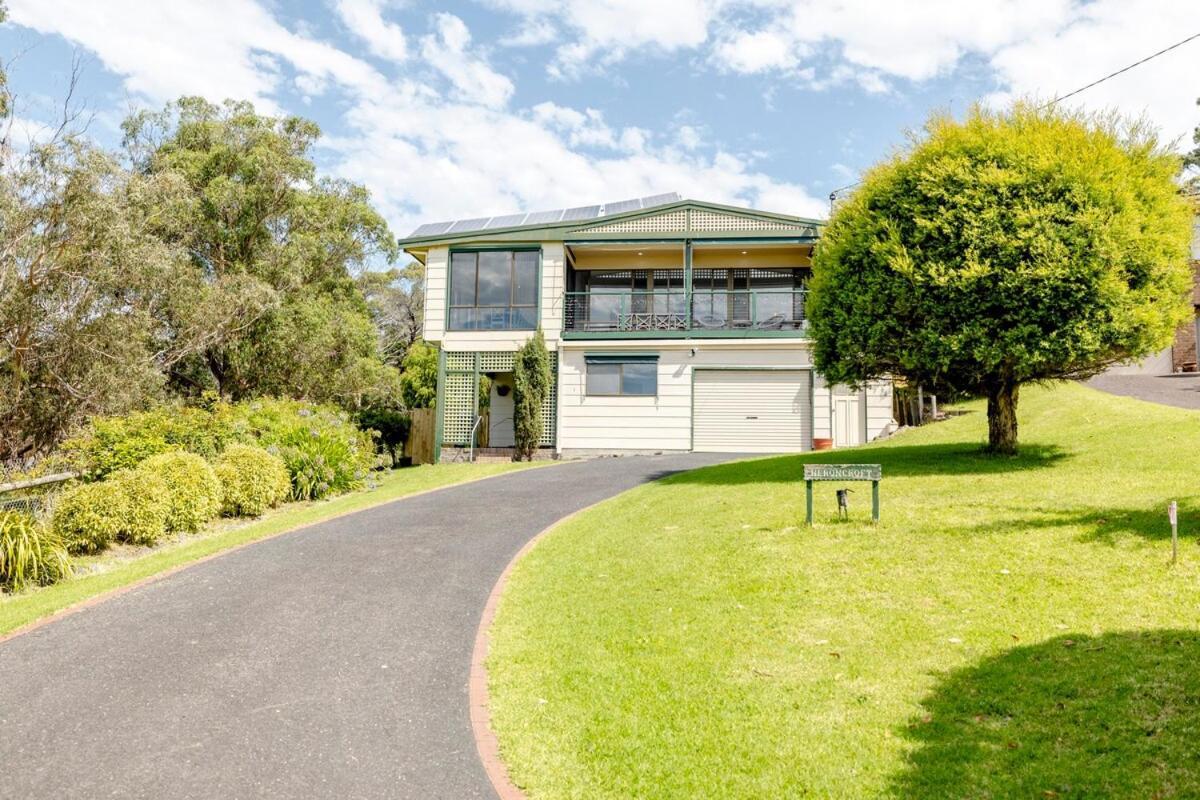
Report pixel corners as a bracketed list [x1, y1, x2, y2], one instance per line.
[448, 250, 539, 330]
[585, 355, 658, 396]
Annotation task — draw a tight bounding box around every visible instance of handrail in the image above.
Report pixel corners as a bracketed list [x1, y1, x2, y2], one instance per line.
[468, 415, 485, 462]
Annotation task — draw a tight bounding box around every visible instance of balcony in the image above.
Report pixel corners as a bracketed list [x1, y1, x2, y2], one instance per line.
[563, 289, 808, 338]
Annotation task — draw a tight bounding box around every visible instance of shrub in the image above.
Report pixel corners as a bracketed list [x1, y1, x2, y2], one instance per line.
[1, 511, 72, 592]
[513, 329, 551, 460]
[214, 444, 291, 517]
[110, 469, 171, 546]
[58, 403, 236, 479]
[232, 398, 375, 500]
[52, 481, 128, 554]
[139, 452, 223, 533]
[357, 406, 410, 468]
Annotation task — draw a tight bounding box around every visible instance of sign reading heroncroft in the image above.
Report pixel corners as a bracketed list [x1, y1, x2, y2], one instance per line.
[803, 464, 882, 481]
[803, 463, 882, 523]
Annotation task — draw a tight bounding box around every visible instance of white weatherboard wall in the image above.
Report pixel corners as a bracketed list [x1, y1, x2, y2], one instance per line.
[424, 244, 564, 352]
[813, 377, 895, 443]
[558, 344, 813, 452]
[559, 342, 893, 453]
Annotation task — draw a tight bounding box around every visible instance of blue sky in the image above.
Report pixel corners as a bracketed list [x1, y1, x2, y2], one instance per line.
[3, 1, 1198, 236]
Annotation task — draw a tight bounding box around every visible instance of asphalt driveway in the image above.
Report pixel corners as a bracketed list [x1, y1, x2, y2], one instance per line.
[1087, 372, 1200, 411]
[0, 453, 735, 799]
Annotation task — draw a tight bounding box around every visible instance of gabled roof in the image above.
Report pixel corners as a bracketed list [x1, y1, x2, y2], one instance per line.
[397, 197, 825, 252]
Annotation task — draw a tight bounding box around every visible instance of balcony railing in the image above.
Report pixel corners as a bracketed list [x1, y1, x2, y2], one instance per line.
[563, 289, 807, 335]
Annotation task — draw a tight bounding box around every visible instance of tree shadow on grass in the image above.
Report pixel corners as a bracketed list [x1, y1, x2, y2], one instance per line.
[663, 442, 1069, 484]
[951, 501, 1198, 544]
[890, 631, 1200, 799]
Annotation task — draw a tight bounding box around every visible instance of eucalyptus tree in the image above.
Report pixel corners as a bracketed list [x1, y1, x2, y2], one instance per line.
[121, 97, 400, 404]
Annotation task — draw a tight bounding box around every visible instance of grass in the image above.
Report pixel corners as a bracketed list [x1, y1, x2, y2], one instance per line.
[0, 461, 538, 636]
[487, 383, 1200, 799]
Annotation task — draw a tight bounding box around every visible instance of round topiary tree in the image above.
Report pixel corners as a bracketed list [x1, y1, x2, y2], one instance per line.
[213, 443, 291, 516]
[512, 329, 552, 461]
[52, 480, 129, 554]
[138, 451, 223, 533]
[110, 469, 172, 546]
[810, 103, 1195, 454]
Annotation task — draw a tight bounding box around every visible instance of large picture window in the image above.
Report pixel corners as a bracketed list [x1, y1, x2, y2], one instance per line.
[449, 250, 539, 330]
[585, 355, 658, 396]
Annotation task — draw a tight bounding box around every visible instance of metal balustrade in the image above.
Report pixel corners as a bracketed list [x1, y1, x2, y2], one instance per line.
[563, 289, 807, 334]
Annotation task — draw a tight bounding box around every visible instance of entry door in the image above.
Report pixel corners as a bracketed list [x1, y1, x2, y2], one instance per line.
[693, 370, 811, 453]
[834, 395, 862, 447]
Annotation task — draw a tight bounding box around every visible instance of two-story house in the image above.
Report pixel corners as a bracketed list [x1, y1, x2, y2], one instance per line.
[397, 194, 894, 461]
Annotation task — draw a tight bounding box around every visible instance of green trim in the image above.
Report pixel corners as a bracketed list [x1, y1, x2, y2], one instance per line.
[434, 348, 446, 463]
[584, 354, 659, 363]
[565, 231, 817, 243]
[397, 199, 826, 249]
[564, 330, 809, 340]
[448, 244, 542, 252]
[690, 365, 814, 371]
[583, 351, 663, 359]
[684, 240, 693, 330]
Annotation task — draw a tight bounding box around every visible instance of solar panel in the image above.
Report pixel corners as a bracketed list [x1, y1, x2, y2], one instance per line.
[405, 192, 681, 239]
[524, 209, 565, 224]
[639, 192, 679, 208]
[484, 213, 528, 229]
[602, 198, 642, 215]
[560, 205, 601, 221]
[409, 221, 454, 237]
[447, 217, 491, 233]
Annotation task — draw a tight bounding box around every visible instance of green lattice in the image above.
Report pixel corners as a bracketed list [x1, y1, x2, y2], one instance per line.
[440, 350, 556, 447]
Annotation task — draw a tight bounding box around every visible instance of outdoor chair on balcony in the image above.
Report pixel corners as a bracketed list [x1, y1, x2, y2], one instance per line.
[753, 313, 786, 331]
[693, 314, 726, 329]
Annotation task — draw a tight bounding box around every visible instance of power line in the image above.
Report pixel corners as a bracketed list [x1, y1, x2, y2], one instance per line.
[1038, 30, 1200, 110]
[827, 30, 1200, 213]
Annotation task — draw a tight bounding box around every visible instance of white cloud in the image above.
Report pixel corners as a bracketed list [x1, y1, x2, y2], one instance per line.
[419, 13, 515, 109]
[6, 0, 826, 235]
[487, 0, 719, 78]
[335, 0, 408, 63]
[494, 0, 1199, 146]
[984, 2, 1200, 145]
[6, 0, 388, 111]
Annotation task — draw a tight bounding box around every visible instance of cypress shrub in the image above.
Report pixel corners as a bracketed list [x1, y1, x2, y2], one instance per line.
[512, 329, 551, 461]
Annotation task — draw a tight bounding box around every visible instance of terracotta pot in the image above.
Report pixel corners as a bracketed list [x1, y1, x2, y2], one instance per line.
[812, 437, 834, 451]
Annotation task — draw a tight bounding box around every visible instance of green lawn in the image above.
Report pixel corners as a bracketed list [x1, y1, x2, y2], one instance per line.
[1, 461, 538, 636]
[488, 383, 1200, 799]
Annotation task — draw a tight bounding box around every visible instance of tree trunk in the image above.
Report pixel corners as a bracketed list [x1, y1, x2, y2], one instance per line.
[986, 379, 1019, 455]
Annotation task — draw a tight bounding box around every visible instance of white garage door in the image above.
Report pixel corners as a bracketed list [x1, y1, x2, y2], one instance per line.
[693, 369, 811, 453]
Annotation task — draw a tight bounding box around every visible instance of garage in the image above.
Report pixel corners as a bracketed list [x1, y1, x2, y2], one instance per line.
[692, 369, 812, 453]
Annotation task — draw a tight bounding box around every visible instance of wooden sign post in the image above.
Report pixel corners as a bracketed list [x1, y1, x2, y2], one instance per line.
[804, 464, 882, 525]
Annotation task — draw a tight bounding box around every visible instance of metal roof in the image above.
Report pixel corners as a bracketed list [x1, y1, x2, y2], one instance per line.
[407, 192, 682, 238]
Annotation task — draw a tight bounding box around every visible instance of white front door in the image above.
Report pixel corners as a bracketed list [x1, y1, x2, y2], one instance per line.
[693, 369, 811, 453]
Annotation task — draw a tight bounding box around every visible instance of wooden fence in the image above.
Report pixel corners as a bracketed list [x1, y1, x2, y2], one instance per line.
[405, 408, 436, 465]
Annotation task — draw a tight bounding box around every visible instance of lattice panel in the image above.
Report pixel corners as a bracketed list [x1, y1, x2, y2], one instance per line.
[442, 372, 477, 444]
[690, 210, 803, 232]
[445, 352, 474, 371]
[573, 210, 688, 234]
[479, 351, 514, 372]
[440, 350, 557, 447]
